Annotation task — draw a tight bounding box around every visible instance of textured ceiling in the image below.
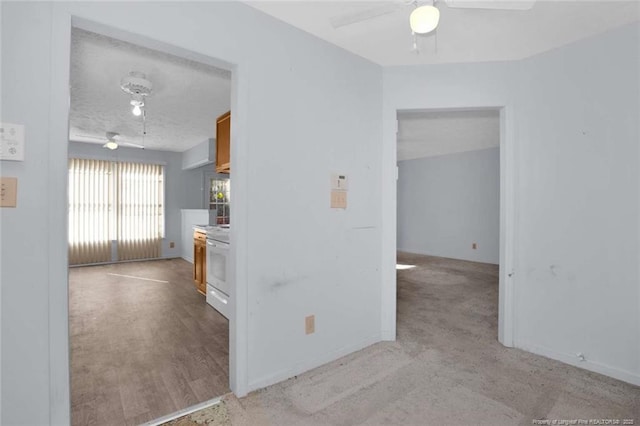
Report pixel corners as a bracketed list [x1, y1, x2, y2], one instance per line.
[397, 109, 500, 161]
[246, 1, 640, 66]
[69, 28, 231, 152]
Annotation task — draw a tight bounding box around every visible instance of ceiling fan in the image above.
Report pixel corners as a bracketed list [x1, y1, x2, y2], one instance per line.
[71, 131, 145, 150]
[330, 0, 536, 34]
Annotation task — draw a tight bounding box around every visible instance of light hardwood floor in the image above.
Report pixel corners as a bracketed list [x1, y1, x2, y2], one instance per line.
[70, 258, 229, 426]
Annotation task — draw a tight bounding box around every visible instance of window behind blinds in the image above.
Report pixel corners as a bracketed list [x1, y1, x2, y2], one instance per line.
[116, 161, 164, 261]
[68, 158, 164, 265]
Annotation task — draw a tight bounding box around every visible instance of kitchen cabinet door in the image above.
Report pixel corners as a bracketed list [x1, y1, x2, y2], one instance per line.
[193, 231, 207, 295]
[216, 111, 231, 174]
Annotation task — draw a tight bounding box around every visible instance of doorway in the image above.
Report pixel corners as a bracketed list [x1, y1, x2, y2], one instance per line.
[396, 109, 500, 264]
[395, 107, 502, 349]
[66, 20, 239, 424]
[381, 105, 515, 347]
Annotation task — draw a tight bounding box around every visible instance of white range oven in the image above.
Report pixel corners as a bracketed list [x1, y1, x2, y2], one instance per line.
[206, 225, 230, 319]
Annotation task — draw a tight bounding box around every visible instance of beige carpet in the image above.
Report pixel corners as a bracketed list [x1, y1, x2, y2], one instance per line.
[216, 253, 640, 426]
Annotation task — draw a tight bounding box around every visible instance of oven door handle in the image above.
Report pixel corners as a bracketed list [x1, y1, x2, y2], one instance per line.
[207, 240, 229, 254]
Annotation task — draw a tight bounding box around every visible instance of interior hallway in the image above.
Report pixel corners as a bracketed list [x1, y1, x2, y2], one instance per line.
[221, 252, 640, 425]
[69, 259, 230, 426]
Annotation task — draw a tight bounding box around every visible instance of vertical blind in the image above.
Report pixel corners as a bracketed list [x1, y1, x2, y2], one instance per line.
[68, 158, 164, 265]
[68, 159, 112, 265]
[116, 161, 164, 261]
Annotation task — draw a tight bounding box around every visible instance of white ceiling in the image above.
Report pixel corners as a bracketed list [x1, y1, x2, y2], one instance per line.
[397, 109, 500, 161]
[246, 1, 640, 66]
[68, 3, 638, 152]
[69, 28, 231, 152]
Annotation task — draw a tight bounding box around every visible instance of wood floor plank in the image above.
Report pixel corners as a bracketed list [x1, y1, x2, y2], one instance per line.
[70, 258, 229, 426]
[189, 375, 229, 402]
[91, 389, 126, 426]
[117, 362, 151, 420]
[125, 412, 154, 426]
[160, 367, 200, 410]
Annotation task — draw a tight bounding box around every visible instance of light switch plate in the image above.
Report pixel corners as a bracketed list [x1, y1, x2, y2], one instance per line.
[0, 123, 25, 161]
[331, 173, 348, 190]
[0, 177, 18, 207]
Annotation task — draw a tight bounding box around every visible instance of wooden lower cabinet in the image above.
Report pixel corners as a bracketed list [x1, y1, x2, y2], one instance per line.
[193, 230, 207, 295]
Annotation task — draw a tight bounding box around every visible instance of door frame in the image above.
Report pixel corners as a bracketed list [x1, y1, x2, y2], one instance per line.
[48, 11, 250, 424]
[380, 105, 516, 347]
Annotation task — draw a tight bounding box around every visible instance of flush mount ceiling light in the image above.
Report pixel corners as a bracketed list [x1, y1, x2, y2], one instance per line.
[120, 71, 152, 116]
[410, 3, 440, 34]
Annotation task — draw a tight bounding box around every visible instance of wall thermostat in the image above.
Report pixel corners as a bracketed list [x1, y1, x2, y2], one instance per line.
[0, 123, 25, 161]
[331, 173, 348, 191]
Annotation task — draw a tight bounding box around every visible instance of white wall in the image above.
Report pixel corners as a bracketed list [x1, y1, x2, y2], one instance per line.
[381, 59, 518, 344]
[181, 209, 209, 262]
[513, 22, 639, 384]
[398, 147, 500, 264]
[182, 168, 208, 210]
[182, 138, 215, 170]
[383, 22, 640, 386]
[1, 2, 383, 424]
[1, 5, 55, 425]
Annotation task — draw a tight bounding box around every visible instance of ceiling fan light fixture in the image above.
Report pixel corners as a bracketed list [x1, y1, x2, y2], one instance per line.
[103, 141, 118, 150]
[130, 94, 144, 116]
[410, 5, 440, 34]
[122, 72, 151, 118]
[120, 71, 153, 97]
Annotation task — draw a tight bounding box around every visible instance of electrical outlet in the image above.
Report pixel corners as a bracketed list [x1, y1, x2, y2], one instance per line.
[169, 241, 175, 248]
[305, 315, 315, 335]
[472, 243, 477, 250]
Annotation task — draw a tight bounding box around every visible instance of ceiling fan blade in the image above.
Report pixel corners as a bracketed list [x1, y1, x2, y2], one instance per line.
[73, 134, 106, 141]
[443, 0, 535, 10]
[330, 3, 404, 29]
[120, 141, 145, 149]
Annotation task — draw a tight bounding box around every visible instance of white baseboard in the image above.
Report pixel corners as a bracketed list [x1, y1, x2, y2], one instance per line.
[248, 333, 381, 392]
[182, 256, 194, 264]
[397, 247, 499, 265]
[517, 341, 640, 387]
[380, 330, 395, 341]
[69, 256, 181, 268]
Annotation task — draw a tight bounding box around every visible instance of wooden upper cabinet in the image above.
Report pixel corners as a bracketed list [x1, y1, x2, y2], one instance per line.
[216, 111, 231, 174]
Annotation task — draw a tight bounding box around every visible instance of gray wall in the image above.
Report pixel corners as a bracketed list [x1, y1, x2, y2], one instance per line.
[68, 141, 211, 258]
[397, 147, 499, 264]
